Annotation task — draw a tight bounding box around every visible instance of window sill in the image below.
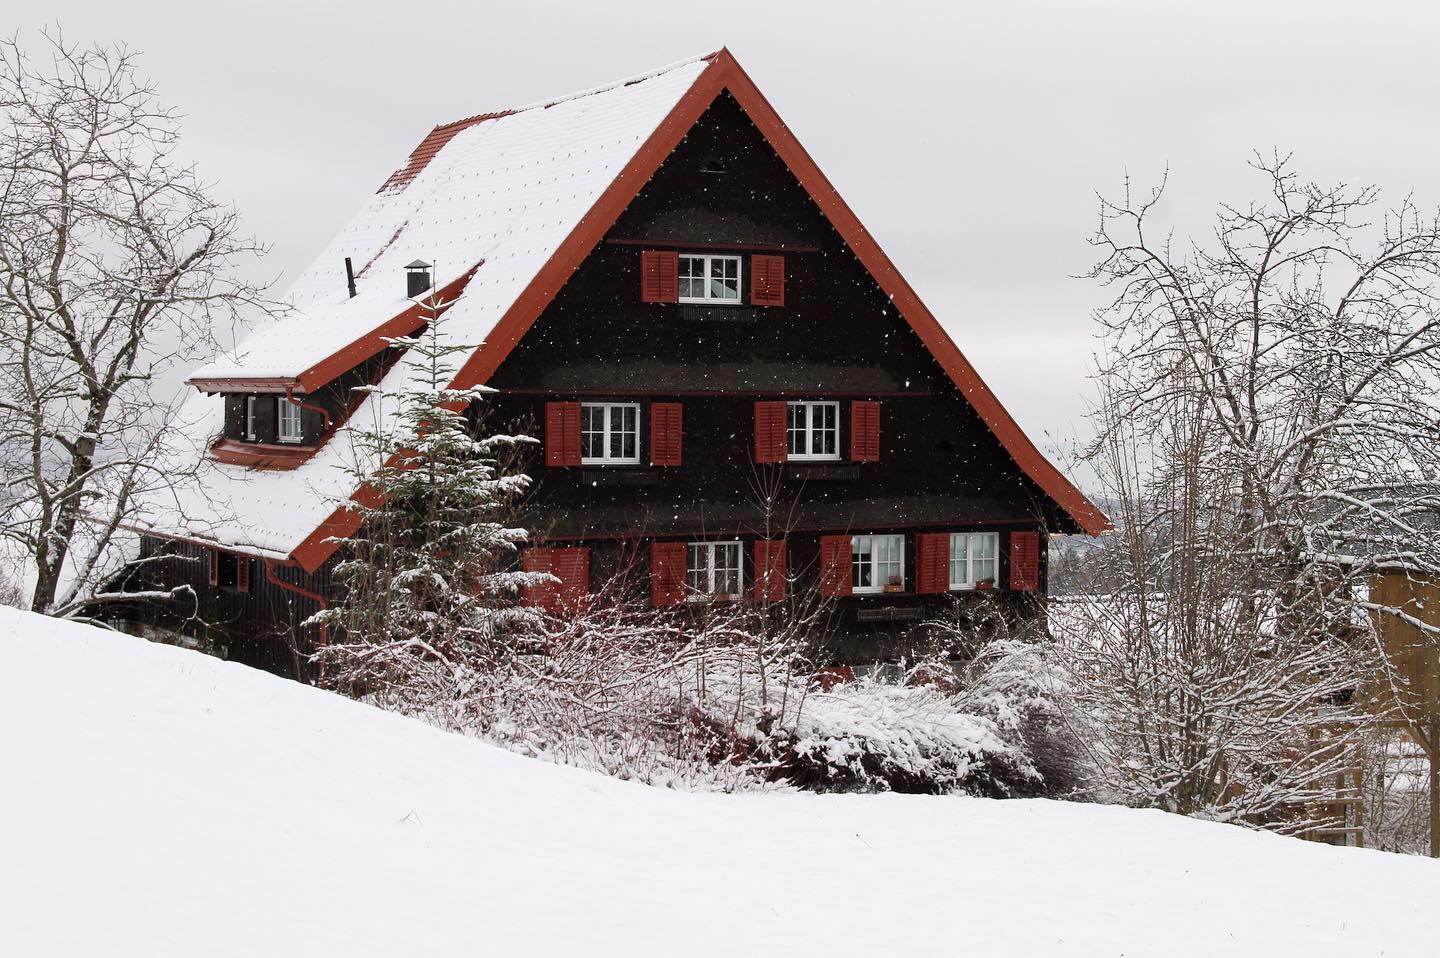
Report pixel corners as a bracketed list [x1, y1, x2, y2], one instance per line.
[209, 437, 316, 470]
[579, 460, 643, 467]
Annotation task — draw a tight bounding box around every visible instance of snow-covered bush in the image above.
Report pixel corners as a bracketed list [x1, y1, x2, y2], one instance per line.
[762, 677, 1034, 795]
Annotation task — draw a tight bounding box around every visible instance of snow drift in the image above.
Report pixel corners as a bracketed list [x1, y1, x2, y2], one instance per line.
[2, 607, 1436, 957]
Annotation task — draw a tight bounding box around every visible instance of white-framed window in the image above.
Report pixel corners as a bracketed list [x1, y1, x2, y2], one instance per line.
[678, 253, 741, 304]
[686, 540, 743, 599]
[787, 400, 840, 461]
[277, 397, 303, 444]
[243, 396, 258, 442]
[949, 532, 999, 589]
[580, 402, 640, 464]
[852, 534, 904, 594]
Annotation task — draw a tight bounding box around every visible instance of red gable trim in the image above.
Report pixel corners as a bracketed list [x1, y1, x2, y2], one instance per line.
[288, 50, 1103, 573]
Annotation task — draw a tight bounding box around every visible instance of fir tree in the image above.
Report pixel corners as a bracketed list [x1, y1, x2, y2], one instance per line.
[311, 289, 542, 696]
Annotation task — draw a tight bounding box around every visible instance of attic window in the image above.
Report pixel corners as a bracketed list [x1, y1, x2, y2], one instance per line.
[678, 254, 740, 303]
[277, 398, 303, 444]
[243, 396, 258, 442]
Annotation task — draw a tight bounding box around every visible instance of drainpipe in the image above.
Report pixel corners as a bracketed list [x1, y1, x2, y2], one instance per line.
[264, 558, 330, 680]
[285, 386, 333, 430]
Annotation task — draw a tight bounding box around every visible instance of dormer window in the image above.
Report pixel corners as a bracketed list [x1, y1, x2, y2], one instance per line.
[678, 253, 740, 304]
[277, 397, 304, 444]
[243, 396, 259, 442]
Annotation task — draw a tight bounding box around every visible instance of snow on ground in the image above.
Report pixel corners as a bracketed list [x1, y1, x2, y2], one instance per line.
[3, 607, 1436, 957]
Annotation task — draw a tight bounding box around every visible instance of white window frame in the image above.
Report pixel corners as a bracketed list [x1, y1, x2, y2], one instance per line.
[786, 400, 841, 462]
[277, 397, 303, 444]
[949, 532, 999, 590]
[852, 533, 904, 595]
[580, 402, 641, 465]
[686, 540, 744, 600]
[243, 396, 258, 442]
[678, 253, 742, 304]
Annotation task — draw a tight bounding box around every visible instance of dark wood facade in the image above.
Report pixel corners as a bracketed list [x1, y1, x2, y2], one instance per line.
[122, 81, 1081, 675]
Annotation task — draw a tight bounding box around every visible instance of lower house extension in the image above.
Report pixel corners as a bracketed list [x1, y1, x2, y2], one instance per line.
[117, 50, 1106, 678]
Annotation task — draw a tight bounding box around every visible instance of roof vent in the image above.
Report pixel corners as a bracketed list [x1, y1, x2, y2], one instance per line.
[405, 260, 433, 298]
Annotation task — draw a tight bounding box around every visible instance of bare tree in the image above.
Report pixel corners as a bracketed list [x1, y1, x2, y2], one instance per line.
[1058, 154, 1440, 834]
[0, 29, 270, 614]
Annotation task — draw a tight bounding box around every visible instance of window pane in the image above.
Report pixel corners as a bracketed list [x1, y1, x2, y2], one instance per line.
[717, 543, 741, 595]
[687, 545, 708, 593]
[582, 405, 604, 459]
[950, 533, 967, 585]
[852, 536, 872, 589]
[787, 403, 806, 455]
[819, 404, 836, 455]
[709, 257, 740, 300]
[679, 256, 702, 299]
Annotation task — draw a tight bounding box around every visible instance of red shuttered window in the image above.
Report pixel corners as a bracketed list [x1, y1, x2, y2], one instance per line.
[850, 400, 881, 462]
[650, 402, 683, 467]
[750, 254, 785, 306]
[753, 540, 788, 603]
[819, 535, 853, 597]
[207, 548, 220, 587]
[754, 401, 788, 463]
[1009, 530, 1041, 591]
[914, 533, 950, 594]
[640, 250, 679, 303]
[522, 547, 590, 612]
[651, 541, 687, 606]
[545, 402, 581, 466]
[236, 556, 251, 594]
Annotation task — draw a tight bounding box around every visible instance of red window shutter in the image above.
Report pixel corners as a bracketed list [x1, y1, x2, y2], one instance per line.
[850, 400, 881, 462]
[650, 402, 683, 467]
[753, 539, 787, 603]
[545, 402, 581, 467]
[754, 401, 788, 463]
[207, 548, 220, 587]
[915, 533, 950, 594]
[1010, 531, 1041, 591]
[819, 535, 853, 597]
[750, 254, 785, 306]
[640, 250, 679, 303]
[522, 547, 590, 612]
[522, 548, 555, 608]
[236, 556, 251, 594]
[651, 541, 687, 607]
[552, 547, 589, 609]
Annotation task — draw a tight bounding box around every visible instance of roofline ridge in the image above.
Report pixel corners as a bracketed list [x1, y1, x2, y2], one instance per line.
[434, 50, 721, 133]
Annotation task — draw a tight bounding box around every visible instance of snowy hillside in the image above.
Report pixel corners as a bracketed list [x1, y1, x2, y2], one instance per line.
[3, 608, 1436, 957]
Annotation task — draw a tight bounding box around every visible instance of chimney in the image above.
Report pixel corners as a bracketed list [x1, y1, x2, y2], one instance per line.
[344, 257, 357, 298]
[405, 260, 433, 298]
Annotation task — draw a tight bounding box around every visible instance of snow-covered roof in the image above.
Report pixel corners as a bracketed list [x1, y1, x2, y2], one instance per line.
[190, 52, 713, 389]
[134, 54, 716, 558]
[132, 48, 1108, 568]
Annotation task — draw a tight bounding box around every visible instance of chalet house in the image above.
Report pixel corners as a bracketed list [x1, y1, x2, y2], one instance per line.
[120, 50, 1106, 677]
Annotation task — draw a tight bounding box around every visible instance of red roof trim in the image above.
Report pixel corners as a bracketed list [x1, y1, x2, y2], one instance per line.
[188, 377, 301, 395]
[288, 50, 1104, 572]
[190, 264, 481, 397]
[208, 438, 318, 470]
[293, 263, 482, 393]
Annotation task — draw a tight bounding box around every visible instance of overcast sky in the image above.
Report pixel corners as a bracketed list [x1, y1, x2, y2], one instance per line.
[25, 0, 1440, 475]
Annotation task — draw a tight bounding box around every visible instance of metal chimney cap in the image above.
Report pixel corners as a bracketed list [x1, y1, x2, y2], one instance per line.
[405, 260, 433, 270]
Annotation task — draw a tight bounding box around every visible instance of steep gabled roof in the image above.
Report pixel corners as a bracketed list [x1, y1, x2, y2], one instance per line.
[132, 50, 1104, 571]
